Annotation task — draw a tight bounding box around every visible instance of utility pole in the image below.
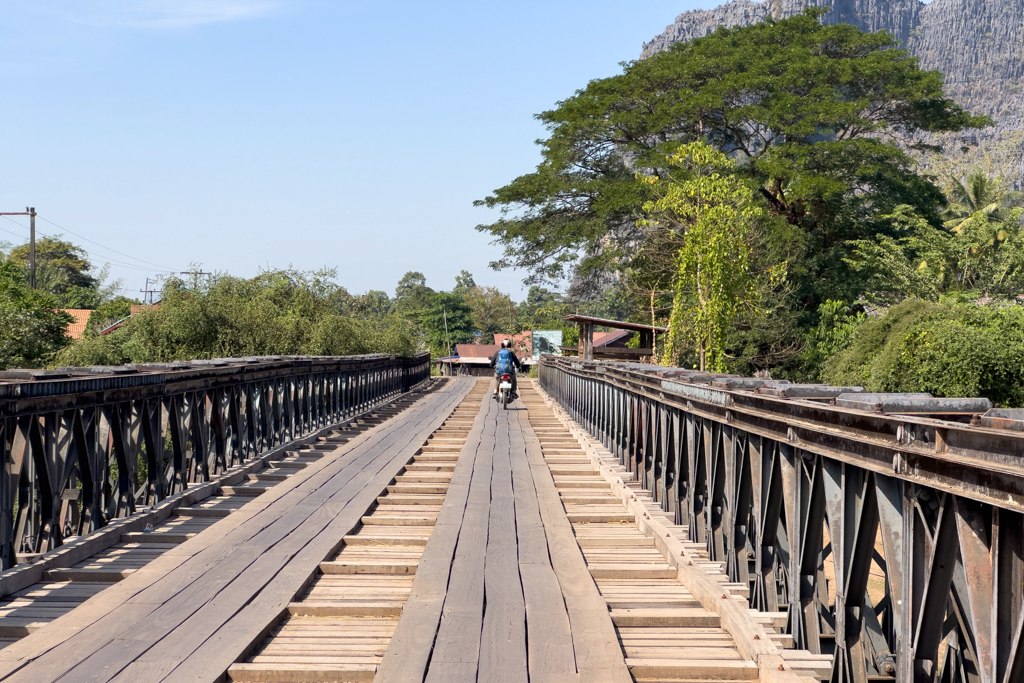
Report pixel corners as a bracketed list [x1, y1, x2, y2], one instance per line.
[140, 277, 160, 305]
[442, 308, 452, 358]
[180, 270, 211, 291]
[29, 208, 36, 289]
[0, 207, 36, 288]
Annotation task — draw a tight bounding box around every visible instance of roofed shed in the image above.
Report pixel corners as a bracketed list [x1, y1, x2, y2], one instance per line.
[563, 315, 667, 362]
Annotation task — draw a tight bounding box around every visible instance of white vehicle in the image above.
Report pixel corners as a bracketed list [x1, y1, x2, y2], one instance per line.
[498, 373, 513, 410]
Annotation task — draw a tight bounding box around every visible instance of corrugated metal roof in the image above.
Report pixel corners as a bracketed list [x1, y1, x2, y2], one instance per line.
[61, 309, 92, 340]
[564, 314, 667, 333]
[594, 330, 632, 347]
[100, 316, 131, 336]
[455, 344, 498, 359]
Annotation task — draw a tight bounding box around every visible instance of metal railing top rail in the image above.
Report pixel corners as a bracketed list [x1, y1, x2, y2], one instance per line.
[539, 355, 1024, 513]
[0, 353, 431, 565]
[0, 353, 429, 410]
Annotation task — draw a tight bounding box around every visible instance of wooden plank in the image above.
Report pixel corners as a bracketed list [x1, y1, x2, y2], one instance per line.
[517, 406, 633, 683]
[1, 379, 474, 683]
[508, 411, 579, 682]
[478, 415, 527, 683]
[0, 395, 429, 677]
[160, 380, 476, 683]
[370, 387, 490, 683]
[422, 400, 496, 682]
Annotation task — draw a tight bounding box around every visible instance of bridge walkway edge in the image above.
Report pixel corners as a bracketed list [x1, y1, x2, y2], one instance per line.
[227, 379, 490, 681]
[529, 380, 834, 683]
[0, 381, 437, 651]
[0, 376, 477, 682]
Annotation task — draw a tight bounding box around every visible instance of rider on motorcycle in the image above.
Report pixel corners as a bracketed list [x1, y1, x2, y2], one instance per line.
[490, 338, 521, 400]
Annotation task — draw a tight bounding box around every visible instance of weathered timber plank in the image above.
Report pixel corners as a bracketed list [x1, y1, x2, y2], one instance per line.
[478, 415, 527, 683]
[421, 400, 496, 682]
[517, 408, 633, 683]
[374, 387, 491, 683]
[507, 414, 579, 682]
[0, 396, 424, 678]
[0, 378, 473, 683]
[159, 379, 475, 683]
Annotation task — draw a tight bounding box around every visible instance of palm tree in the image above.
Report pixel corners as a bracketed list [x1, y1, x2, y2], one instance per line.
[942, 170, 1022, 234]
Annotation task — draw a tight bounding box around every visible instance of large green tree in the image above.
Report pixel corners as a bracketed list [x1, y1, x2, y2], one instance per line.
[54, 268, 416, 366]
[476, 9, 989, 310]
[517, 286, 568, 330]
[453, 270, 476, 293]
[0, 261, 72, 369]
[941, 171, 1022, 233]
[847, 179, 1024, 303]
[7, 236, 105, 308]
[464, 286, 516, 343]
[349, 290, 393, 319]
[393, 271, 435, 322]
[640, 142, 766, 370]
[421, 292, 474, 358]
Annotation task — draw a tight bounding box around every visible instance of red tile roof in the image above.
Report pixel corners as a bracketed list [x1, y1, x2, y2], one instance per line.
[61, 309, 92, 339]
[130, 302, 159, 316]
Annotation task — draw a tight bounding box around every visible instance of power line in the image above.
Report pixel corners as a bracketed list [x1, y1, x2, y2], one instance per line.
[0, 215, 175, 274]
[0, 223, 26, 240]
[1, 211, 177, 302]
[0, 208, 35, 287]
[36, 214, 178, 271]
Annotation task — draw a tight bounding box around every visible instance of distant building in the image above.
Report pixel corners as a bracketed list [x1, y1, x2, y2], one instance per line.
[493, 332, 532, 357]
[60, 309, 93, 340]
[101, 302, 161, 336]
[434, 338, 538, 376]
[564, 315, 667, 361]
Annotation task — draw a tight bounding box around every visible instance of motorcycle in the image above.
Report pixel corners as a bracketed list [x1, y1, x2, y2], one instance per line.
[498, 372, 513, 409]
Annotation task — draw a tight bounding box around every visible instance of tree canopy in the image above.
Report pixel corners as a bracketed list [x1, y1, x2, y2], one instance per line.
[6, 236, 109, 308]
[821, 299, 1024, 407]
[393, 270, 435, 324]
[464, 286, 514, 344]
[640, 142, 765, 370]
[0, 261, 72, 369]
[54, 268, 417, 366]
[421, 291, 475, 358]
[477, 9, 989, 311]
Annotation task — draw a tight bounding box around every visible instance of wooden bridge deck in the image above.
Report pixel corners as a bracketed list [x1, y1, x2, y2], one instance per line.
[0, 377, 830, 683]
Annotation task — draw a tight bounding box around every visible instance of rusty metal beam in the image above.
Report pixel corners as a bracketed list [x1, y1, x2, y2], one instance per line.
[540, 356, 1024, 683]
[0, 354, 429, 569]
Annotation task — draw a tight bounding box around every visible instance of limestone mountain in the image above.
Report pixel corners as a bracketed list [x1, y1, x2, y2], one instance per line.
[643, 0, 1024, 185]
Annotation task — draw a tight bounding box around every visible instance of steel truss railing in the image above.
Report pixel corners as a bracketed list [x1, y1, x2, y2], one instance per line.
[540, 356, 1024, 683]
[0, 353, 429, 569]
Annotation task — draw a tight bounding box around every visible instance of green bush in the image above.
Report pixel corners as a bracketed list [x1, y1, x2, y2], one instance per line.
[54, 269, 417, 367]
[0, 261, 72, 369]
[822, 299, 1024, 406]
[85, 297, 137, 335]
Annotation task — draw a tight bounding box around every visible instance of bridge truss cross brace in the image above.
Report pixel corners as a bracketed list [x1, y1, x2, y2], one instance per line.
[540, 358, 1024, 683]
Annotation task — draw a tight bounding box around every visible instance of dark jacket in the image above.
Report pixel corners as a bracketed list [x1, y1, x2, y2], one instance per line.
[489, 347, 522, 371]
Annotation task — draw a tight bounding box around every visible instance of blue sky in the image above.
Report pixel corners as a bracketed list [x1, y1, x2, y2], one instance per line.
[0, 0, 705, 300]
